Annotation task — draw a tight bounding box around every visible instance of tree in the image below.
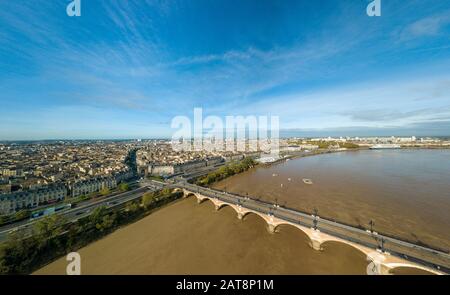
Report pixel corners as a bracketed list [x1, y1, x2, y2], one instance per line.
[242, 157, 255, 167]
[142, 192, 155, 209]
[86, 206, 115, 232]
[196, 157, 256, 186]
[14, 210, 30, 221]
[125, 201, 139, 213]
[119, 183, 130, 192]
[34, 214, 65, 240]
[95, 213, 116, 232]
[33, 214, 66, 251]
[100, 187, 110, 196]
[0, 229, 36, 274]
[160, 188, 171, 196]
[79, 195, 89, 201]
[89, 206, 107, 228]
[0, 215, 9, 225]
[341, 142, 360, 149]
[66, 223, 80, 250]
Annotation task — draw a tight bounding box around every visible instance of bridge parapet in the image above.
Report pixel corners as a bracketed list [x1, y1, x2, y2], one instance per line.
[180, 185, 446, 275]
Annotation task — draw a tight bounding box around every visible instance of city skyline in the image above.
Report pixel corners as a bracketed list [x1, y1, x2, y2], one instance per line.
[1, 0, 450, 140]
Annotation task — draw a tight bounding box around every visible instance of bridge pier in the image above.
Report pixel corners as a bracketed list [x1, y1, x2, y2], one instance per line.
[309, 230, 324, 251]
[366, 252, 392, 275]
[366, 262, 392, 275]
[181, 186, 446, 275]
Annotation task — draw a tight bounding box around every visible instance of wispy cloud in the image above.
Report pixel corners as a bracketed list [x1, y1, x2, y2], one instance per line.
[397, 10, 450, 41]
[238, 74, 450, 129]
[1, 0, 449, 139]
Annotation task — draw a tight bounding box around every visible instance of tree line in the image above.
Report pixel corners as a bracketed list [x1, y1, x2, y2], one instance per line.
[196, 157, 256, 186]
[0, 188, 182, 274]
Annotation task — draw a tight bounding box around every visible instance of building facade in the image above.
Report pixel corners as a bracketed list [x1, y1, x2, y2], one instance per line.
[0, 170, 134, 215]
[69, 176, 117, 198]
[0, 184, 67, 215]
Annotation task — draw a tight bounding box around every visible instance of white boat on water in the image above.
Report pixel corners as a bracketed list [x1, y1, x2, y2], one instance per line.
[370, 144, 401, 149]
[302, 178, 313, 185]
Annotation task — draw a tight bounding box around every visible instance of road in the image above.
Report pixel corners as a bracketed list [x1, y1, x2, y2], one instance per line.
[0, 180, 165, 242]
[2, 178, 448, 273]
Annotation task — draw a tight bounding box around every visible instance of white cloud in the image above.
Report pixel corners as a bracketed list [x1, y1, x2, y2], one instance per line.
[398, 11, 450, 40]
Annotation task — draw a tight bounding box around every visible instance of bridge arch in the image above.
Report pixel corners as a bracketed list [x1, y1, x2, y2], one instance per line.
[183, 190, 207, 202]
[387, 263, 438, 275]
[320, 239, 372, 258]
[215, 202, 231, 211]
[182, 186, 445, 275]
[210, 203, 268, 222]
[239, 210, 269, 223]
[237, 210, 280, 234]
[189, 197, 274, 229]
[272, 222, 313, 244]
[196, 197, 219, 208]
[183, 191, 198, 199]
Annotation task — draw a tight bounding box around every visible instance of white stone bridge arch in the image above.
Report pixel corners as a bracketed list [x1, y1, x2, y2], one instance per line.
[181, 188, 443, 275]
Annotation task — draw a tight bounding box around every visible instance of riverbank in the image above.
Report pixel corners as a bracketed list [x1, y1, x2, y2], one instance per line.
[259, 146, 450, 168]
[35, 196, 434, 275]
[35, 197, 371, 275]
[0, 189, 182, 274]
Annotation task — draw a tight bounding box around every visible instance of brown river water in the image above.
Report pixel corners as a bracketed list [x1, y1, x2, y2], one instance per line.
[36, 149, 446, 275]
[213, 149, 450, 252]
[36, 197, 368, 274]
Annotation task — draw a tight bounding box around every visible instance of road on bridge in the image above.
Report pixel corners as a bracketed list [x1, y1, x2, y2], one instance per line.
[178, 182, 450, 273]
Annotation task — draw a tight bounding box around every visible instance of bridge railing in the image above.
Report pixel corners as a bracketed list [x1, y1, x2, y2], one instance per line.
[179, 183, 450, 272]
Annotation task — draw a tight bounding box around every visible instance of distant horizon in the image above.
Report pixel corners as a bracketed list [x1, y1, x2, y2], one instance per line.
[1, 133, 449, 143]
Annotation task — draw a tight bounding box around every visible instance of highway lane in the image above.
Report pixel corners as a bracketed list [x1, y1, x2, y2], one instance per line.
[0, 178, 144, 234]
[0, 181, 165, 242]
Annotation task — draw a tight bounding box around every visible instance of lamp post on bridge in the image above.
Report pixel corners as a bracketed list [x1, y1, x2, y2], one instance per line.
[376, 237, 386, 253]
[369, 219, 375, 234]
[313, 207, 319, 231]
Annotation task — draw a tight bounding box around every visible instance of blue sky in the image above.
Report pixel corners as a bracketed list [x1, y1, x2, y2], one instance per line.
[0, 0, 449, 140]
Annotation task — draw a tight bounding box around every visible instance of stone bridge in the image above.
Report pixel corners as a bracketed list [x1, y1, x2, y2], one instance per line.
[176, 186, 447, 275]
